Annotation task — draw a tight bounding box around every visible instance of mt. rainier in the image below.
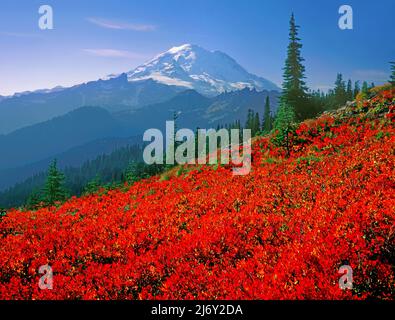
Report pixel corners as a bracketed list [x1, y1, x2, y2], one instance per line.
[0, 44, 280, 135]
[126, 44, 279, 96]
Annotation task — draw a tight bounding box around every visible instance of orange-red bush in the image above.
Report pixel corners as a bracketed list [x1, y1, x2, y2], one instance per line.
[0, 90, 394, 300]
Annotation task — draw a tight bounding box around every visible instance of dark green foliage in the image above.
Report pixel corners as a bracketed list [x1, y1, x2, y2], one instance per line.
[83, 175, 101, 195]
[253, 112, 261, 136]
[245, 109, 253, 132]
[281, 13, 309, 121]
[346, 79, 353, 101]
[272, 102, 296, 157]
[309, 74, 363, 113]
[334, 73, 348, 106]
[42, 159, 69, 206]
[245, 109, 261, 136]
[262, 96, 273, 133]
[26, 188, 44, 209]
[0, 145, 142, 208]
[362, 81, 369, 95]
[354, 81, 361, 99]
[125, 162, 165, 184]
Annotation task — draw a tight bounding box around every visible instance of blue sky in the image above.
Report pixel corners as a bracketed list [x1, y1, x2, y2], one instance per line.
[1, 0, 394, 95]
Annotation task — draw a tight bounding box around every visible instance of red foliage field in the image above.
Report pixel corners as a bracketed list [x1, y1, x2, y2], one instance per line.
[1, 89, 394, 300]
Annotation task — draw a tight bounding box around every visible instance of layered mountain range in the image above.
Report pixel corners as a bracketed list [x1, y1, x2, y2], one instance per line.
[0, 44, 280, 191]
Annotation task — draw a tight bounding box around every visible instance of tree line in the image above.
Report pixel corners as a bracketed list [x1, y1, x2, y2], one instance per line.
[268, 13, 395, 157]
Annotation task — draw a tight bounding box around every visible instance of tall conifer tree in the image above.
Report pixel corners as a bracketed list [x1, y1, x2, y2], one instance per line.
[263, 96, 272, 133]
[346, 79, 353, 101]
[43, 159, 68, 205]
[361, 81, 369, 95]
[353, 81, 360, 98]
[334, 73, 347, 106]
[281, 13, 308, 120]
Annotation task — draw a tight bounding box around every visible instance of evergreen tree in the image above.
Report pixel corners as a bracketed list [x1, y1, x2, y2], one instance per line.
[83, 175, 101, 195]
[353, 81, 361, 98]
[361, 81, 369, 95]
[43, 160, 68, 205]
[346, 79, 353, 101]
[281, 13, 308, 120]
[273, 102, 296, 157]
[26, 188, 43, 209]
[245, 109, 254, 131]
[253, 112, 261, 136]
[125, 162, 145, 183]
[390, 61, 395, 86]
[263, 96, 272, 133]
[0, 145, 142, 209]
[334, 73, 347, 107]
[125, 162, 164, 184]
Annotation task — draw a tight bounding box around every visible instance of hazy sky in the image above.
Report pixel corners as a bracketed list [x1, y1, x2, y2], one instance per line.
[1, 0, 394, 95]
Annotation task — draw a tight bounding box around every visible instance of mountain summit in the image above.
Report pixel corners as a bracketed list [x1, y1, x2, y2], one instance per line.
[0, 44, 280, 135]
[126, 44, 279, 96]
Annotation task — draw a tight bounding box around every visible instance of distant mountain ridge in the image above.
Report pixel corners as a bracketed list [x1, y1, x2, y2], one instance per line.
[0, 88, 279, 190]
[0, 44, 279, 134]
[117, 87, 279, 133]
[0, 44, 280, 192]
[0, 76, 182, 135]
[0, 106, 124, 170]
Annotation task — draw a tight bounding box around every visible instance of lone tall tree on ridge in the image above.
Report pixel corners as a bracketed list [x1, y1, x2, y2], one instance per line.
[281, 13, 308, 120]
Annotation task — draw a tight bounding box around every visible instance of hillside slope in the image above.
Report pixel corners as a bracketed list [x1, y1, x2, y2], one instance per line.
[0, 88, 394, 300]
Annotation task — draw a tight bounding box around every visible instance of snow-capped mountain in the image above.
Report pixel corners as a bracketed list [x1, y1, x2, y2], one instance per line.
[126, 44, 279, 96]
[0, 44, 280, 135]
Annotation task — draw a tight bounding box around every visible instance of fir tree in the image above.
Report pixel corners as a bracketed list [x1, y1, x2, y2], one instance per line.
[83, 175, 101, 195]
[273, 102, 296, 157]
[361, 81, 369, 96]
[334, 73, 347, 107]
[346, 79, 353, 101]
[281, 13, 308, 120]
[353, 81, 360, 98]
[43, 160, 68, 205]
[26, 188, 43, 209]
[245, 109, 254, 131]
[263, 96, 272, 133]
[253, 112, 261, 136]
